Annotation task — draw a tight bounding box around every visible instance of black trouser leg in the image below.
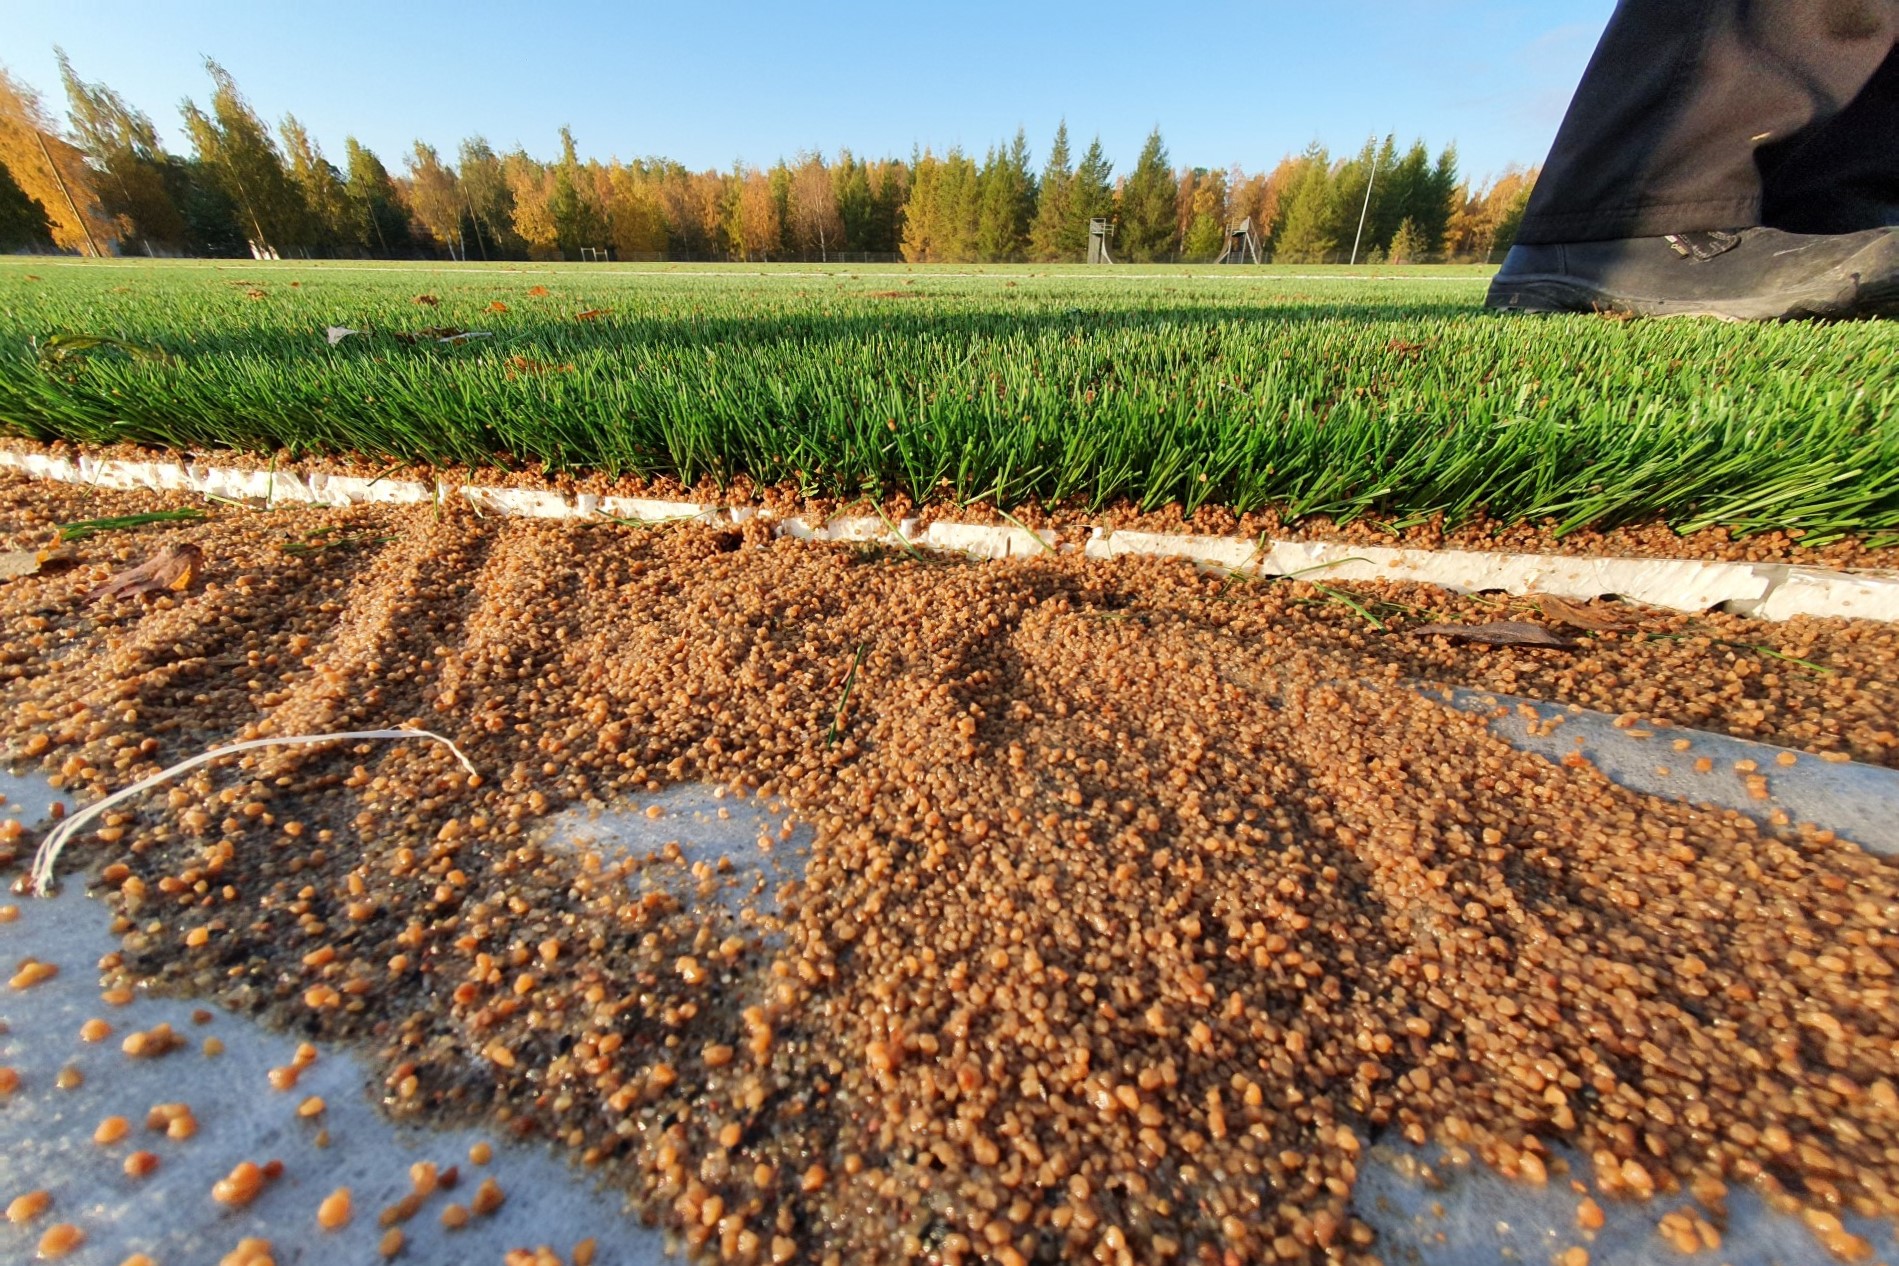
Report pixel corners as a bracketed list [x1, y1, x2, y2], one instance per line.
[1516, 0, 1899, 246]
[1759, 45, 1899, 233]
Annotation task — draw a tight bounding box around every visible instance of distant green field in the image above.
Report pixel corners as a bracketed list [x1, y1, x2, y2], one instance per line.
[1, 258, 1895, 544]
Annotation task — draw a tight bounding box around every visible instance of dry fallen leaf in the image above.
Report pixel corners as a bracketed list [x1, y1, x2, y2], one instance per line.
[86, 543, 203, 604]
[1, 544, 78, 581]
[413, 294, 440, 306]
[8, 544, 78, 578]
[1410, 620, 1580, 650]
[487, 301, 509, 313]
[575, 308, 610, 322]
[1528, 593, 1635, 632]
[526, 285, 550, 298]
[505, 355, 576, 379]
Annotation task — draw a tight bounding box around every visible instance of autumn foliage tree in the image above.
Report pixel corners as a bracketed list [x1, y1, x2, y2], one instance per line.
[280, 116, 349, 252]
[0, 65, 111, 254]
[57, 49, 184, 253]
[786, 154, 842, 260]
[404, 142, 464, 255]
[605, 162, 668, 260]
[343, 138, 410, 255]
[1178, 167, 1227, 261]
[1445, 166, 1539, 262]
[181, 60, 309, 256]
[0, 158, 51, 249]
[735, 166, 781, 260]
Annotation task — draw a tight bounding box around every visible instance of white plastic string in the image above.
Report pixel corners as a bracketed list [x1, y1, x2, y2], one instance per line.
[27, 728, 478, 897]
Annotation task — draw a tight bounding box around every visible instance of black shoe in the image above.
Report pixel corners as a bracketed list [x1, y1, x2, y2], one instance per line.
[1486, 226, 1899, 320]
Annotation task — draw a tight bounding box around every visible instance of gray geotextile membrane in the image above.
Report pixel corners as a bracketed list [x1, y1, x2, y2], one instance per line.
[1433, 686, 1899, 856]
[4, 689, 1898, 1265]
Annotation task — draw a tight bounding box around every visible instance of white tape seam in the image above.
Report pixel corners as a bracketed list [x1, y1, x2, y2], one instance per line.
[3, 449, 1894, 623]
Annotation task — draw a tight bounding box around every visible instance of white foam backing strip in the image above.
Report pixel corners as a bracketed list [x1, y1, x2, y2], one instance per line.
[923, 521, 1058, 559]
[4, 448, 1895, 623]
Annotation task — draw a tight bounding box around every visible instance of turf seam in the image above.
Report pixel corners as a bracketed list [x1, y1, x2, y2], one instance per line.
[2, 447, 1894, 624]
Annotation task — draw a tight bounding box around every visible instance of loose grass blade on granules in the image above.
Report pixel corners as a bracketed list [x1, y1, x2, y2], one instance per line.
[56, 509, 205, 542]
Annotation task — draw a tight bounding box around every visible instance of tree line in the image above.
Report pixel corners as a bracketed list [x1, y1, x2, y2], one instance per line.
[0, 54, 1537, 266]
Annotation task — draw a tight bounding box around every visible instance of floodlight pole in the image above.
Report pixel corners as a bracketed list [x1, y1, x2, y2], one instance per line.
[1349, 152, 1380, 267]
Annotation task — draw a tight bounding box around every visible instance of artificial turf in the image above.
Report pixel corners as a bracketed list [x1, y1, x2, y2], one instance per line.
[1, 258, 1894, 545]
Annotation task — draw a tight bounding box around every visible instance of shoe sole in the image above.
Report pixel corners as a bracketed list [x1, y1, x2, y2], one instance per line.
[1857, 270, 1899, 318]
[1485, 274, 1865, 322]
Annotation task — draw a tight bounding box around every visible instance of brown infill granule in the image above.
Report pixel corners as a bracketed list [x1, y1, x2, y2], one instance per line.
[3, 486, 1899, 1264]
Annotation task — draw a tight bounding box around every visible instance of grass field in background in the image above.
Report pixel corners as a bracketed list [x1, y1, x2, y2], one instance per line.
[1, 258, 1895, 544]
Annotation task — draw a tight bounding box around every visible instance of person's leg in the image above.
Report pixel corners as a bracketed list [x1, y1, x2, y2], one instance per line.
[1517, 0, 1898, 246]
[1489, 0, 1899, 319]
[1759, 45, 1899, 234]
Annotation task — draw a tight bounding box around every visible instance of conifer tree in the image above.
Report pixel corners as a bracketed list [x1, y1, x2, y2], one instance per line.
[1182, 213, 1224, 261]
[870, 160, 908, 254]
[156, 156, 243, 255]
[1414, 144, 1459, 260]
[1270, 147, 1336, 263]
[899, 148, 939, 262]
[1069, 136, 1114, 257]
[939, 150, 981, 261]
[832, 150, 875, 253]
[1362, 135, 1409, 254]
[1027, 121, 1073, 261]
[1387, 216, 1426, 263]
[1117, 128, 1177, 261]
[974, 129, 1033, 262]
[1374, 139, 1420, 254]
[768, 162, 792, 253]
[1322, 136, 1388, 260]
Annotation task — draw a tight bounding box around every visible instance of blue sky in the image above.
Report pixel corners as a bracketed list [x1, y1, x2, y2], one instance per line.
[2, 1, 1611, 187]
